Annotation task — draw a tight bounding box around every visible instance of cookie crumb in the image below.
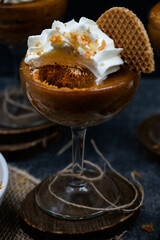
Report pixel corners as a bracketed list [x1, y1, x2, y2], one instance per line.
[0, 181, 3, 189]
[141, 223, 154, 232]
[152, 145, 159, 150]
[133, 171, 142, 178]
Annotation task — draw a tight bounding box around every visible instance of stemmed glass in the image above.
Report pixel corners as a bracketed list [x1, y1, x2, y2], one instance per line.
[0, 44, 47, 128]
[146, 2, 160, 146]
[20, 59, 140, 219]
[0, 0, 67, 128]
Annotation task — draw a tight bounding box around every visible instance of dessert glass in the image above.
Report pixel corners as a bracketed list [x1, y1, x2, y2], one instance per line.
[20, 59, 140, 219]
[0, 0, 67, 128]
[147, 2, 160, 146]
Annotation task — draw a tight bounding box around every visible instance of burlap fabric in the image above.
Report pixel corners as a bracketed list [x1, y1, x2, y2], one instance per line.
[0, 166, 40, 240]
[0, 166, 127, 240]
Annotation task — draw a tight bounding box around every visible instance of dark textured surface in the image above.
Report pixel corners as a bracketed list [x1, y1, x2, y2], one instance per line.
[0, 75, 159, 239]
[20, 173, 142, 235]
[1, 0, 160, 78]
[0, 2, 160, 238]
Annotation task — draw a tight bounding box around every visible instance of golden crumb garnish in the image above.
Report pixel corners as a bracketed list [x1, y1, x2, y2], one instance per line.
[35, 41, 41, 47]
[133, 171, 142, 178]
[28, 60, 33, 67]
[56, 27, 60, 31]
[80, 33, 91, 46]
[84, 50, 95, 59]
[141, 223, 154, 232]
[50, 35, 62, 44]
[98, 40, 106, 51]
[37, 50, 43, 56]
[69, 31, 78, 43]
[0, 181, 3, 190]
[86, 28, 91, 34]
[152, 145, 160, 150]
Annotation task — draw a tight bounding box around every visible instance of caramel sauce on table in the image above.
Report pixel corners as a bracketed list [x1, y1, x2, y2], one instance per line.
[148, 2, 160, 54]
[20, 60, 140, 127]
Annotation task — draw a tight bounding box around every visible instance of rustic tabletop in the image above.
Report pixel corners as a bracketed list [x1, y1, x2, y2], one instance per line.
[0, 75, 159, 239]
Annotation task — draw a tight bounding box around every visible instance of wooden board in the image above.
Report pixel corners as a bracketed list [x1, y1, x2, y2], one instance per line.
[137, 114, 160, 157]
[20, 172, 142, 238]
[0, 122, 61, 153]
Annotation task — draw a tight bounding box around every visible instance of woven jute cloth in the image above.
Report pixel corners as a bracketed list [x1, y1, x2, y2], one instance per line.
[0, 166, 127, 240]
[0, 166, 40, 240]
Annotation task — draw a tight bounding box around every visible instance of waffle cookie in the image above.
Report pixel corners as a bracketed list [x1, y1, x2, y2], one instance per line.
[97, 7, 155, 73]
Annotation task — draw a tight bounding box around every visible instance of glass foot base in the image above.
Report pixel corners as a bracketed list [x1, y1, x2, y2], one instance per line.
[35, 170, 120, 220]
[0, 87, 48, 129]
[148, 115, 160, 146]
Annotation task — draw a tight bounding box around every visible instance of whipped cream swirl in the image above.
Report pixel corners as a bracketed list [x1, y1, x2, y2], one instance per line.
[25, 17, 123, 84]
[0, 0, 34, 3]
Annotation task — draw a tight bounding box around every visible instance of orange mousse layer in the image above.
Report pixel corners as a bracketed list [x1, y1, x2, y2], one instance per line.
[36, 64, 96, 89]
[148, 2, 160, 54]
[20, 60, 140, 127]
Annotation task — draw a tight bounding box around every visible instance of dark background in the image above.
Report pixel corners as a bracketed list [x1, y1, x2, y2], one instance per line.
[0, 0, 160, 78]
[1, 2, 160, 239]
[61, 0, 160, 78]
[65, 0, 155, 23]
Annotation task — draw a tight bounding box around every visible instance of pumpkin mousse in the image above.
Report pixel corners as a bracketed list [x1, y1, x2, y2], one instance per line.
[20, 61, 140, 127]
[20, 17, 142, 127]
[0, 0, 67, 45]
[148, 2, 160, 54]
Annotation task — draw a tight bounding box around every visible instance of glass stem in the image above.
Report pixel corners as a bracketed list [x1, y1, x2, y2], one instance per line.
[71, 127, 87, 176]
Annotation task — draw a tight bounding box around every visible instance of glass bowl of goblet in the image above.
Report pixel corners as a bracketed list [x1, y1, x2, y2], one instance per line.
[20, 60, 140, 220]
[139, 2, 160, 147]
[0, 0, 67, 128]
